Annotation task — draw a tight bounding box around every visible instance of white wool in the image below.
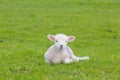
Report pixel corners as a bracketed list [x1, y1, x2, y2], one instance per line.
[44, 34, 89, 64]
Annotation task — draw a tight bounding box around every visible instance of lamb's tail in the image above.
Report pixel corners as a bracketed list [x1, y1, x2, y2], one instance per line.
[73, 56, 89, 62]
[78, 56, 89, 60]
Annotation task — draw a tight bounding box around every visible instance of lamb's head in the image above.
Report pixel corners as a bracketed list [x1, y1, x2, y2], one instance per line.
[47, 34, 75, 49]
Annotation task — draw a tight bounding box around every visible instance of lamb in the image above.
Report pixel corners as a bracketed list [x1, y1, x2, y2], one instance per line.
[44, 34, 89, 64]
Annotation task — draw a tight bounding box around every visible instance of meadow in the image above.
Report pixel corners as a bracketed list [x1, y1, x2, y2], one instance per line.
[0, 0, 120, 80]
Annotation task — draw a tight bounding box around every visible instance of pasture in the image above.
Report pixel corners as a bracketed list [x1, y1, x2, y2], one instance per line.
[0, 0, 120, 80]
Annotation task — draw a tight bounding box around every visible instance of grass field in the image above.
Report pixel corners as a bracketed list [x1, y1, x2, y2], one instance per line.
[0, 0, 120, 80]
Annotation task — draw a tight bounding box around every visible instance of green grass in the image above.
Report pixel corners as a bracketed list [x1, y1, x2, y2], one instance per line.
[0, 0, 120, 80]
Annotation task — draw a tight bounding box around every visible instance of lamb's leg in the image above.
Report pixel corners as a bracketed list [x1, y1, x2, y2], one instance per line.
[63, 58, 73, 64]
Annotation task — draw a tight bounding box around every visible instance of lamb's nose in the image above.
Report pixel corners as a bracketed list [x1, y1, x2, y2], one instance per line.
[60, 45, 63, 48]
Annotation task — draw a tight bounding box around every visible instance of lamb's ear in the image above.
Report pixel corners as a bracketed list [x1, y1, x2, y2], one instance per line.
[47, 35, 55, 41]
[68, 36, 75, 42]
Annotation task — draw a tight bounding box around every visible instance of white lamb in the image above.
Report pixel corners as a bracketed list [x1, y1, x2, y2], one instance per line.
[44, 34, 89, 64]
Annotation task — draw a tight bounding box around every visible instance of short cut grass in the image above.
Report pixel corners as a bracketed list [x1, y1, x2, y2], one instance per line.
[0, 0, 120, 80]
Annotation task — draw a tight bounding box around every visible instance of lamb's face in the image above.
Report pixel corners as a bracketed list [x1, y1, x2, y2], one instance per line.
[54, 34, 68, 49]
[47, 34, 75, 49]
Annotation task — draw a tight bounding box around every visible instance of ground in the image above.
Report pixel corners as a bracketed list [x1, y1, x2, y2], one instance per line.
[0, 0, 120, 80]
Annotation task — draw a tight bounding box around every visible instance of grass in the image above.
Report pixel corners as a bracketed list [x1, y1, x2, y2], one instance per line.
[0, 0, 120, 80]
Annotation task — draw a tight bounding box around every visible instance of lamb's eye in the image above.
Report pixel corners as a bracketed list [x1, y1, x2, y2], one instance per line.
[55, 40, 58, 42]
